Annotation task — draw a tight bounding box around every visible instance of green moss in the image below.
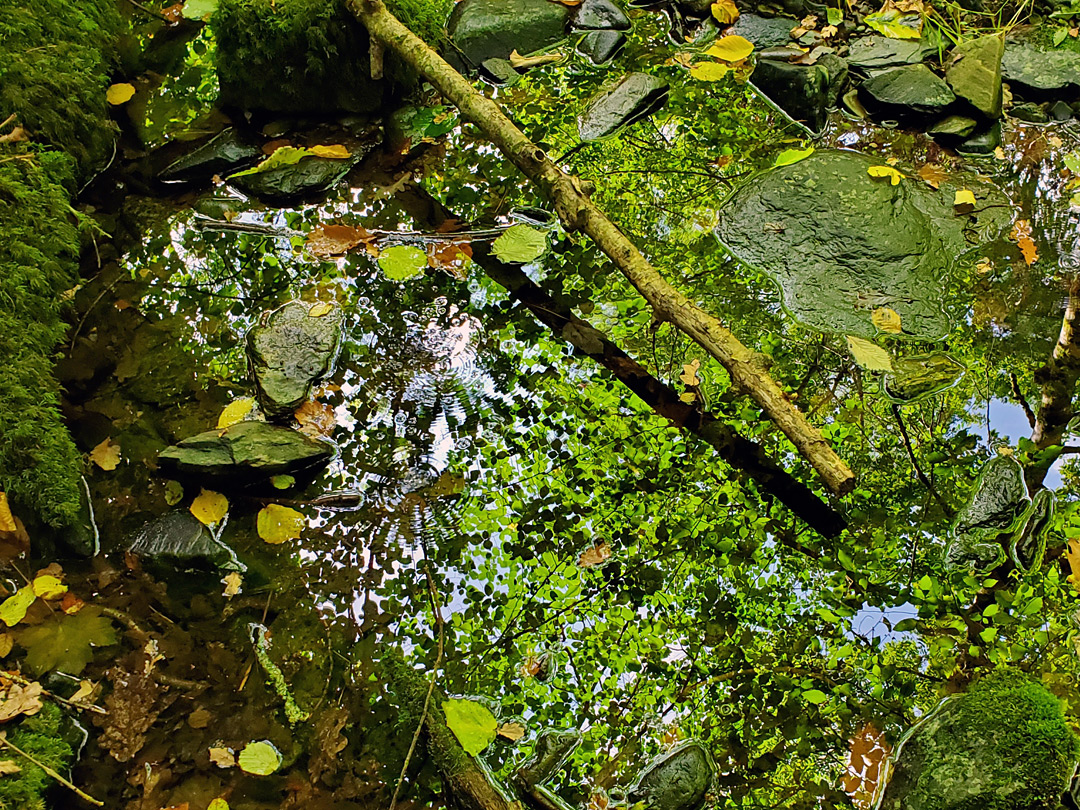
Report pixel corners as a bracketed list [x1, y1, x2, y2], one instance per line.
[211, 0, 451, 113]
[880, 669, 1080, 810]
[0, 155, 85, 527]
[0, 703, 75, 810]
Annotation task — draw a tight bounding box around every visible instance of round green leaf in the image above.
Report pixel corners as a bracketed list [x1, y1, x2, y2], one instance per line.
[803, 689, 829, 704]
[492, 225, 548, 264]
[378, 245, 428, 281]
[182, 0, 218, 20]
[443, 698, 498, 756]
[237, 740, 282, 775]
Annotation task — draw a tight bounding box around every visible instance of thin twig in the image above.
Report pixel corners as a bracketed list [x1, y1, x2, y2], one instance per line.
[123, 0, 174, 23]
[1009, 372, 1036, 429]
[0, 734, 103, 806]
[892, 405, 954, 518]
[2, 672, 106, 716]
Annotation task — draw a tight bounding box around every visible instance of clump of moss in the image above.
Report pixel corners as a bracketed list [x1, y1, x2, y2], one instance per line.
[0, 153, 85, 527]
[212, 0, 451, 114]
[879, 669, 1080, 810]
[0, 703, 76, 810]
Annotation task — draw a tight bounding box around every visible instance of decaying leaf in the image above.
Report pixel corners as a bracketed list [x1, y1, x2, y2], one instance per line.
[294, 400, 337, 438]
[578, 541, 613, 567]
[95, 657, 169, 762]
[16, 606, 118, 675]
[0, 681, 42, 722]
[306, 224, 371, 257]
[705, 35, 755, 62]
[60, 592, 85, 615]
[588, 790, 611, 810]
[0, 495, 14, 534]
[69, 680, 95, 705]
[190, 489, 228, 527]
[309, 706, 349, 784]
[509, 49, 564, 69]
[497, 721, 526, 741]
[847, 336, 893, 372]
[871, 307, 902, 333]
[916, 163, 948, 189]
[867, 165, 903, 185]
[257, 504, 305, 545]
[217, 398, 254, 429]
[222, 572, 243, 598]
[428, 241, 473, 279]
[443, 699, 498, 756]
[164, 479, 185, 506]
[209, 747, 236, 768]
[89, 437, 122, 471]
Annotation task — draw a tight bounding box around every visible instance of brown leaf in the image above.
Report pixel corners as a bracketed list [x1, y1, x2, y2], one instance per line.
[578, 541, 612, 567]
[0, 495, 15, 534]
[842, 723, 891, 807]
[209, 747, 235, 768]
[429, 241, 473, 280]
[187, 708, 212, 729]
[294, 400, 338, 438]
[679, 358, 701, 386]
[0, 126, 27, 144]
[307, 223, 372, 258]
[310, 706, 349, 784]
[0, 682, 43, 722]
[1010, 220, 1038, 265]
[0, 760, 21, 775]
[94, 658, 171, 762]
[60, 592, 85, 615]
[497, 721, 526, 741]
[916, 163, 948, 189]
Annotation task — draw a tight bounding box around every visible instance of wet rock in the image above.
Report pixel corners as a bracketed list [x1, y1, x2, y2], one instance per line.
[574, 0, 631, 30]
[860, 63, 956, 116]
[247, 301, 344, 417]
[128, 509, 242, 569]
[750, 58, 832, 134]
[514, 729, 582, 789]
[627, 741, 715, 810]
[928, 114, 978, 137]
[577, 73, 669, 141]
[1002, 43, 1080, 93]
[846, 35, 934, 69]
[956, 121, 1002, 154]
[1050, 100, 1075, 121]
[1011, 488, 1054, 572]
[947, 454, 1027, 571]
[447, 0, 571, 68]
[576, 29, 626, 64]
[228, 155, 358, 204]
[729, 14, 797, 48]
[716, 150, 1011, 339]
[158, 421, 334, 482]
[1009, 101, 1050, 123]
[882, 352, 966, 402]
[878, 670, 1080, 810]
[158, 129, 262, 184]
[945, 34, 1003, 118]
[479, 57, 522, 85]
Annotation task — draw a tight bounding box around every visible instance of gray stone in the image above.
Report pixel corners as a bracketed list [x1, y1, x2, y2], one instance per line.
[158, 421, 334, 481]
[1002, 43, 1080, 92]
[1051, 100, 1075, 121]
[128, 510, 242, 569]
[945, 34, 1003, 118]
[159, 129, 262, 184]
[479, 58, 522, 85]
[882, 352, 966, 402]
[577, 73, 669, 141]
[729, 14, 797, 48]
[574, 0, 631, 30]
[247, 301, 344, 416]
[947, 453, 1027, 572]
[514, 729, 582, 790]
[846, 35, 934, 69]
[628, 741, 715, 810]
[228, 154, 358, 204]
[879, 671, 1080, 810]
[576, 29, 626, 64]
[861, 63, 956, 114]
[1009, 101, 1050, 123]
[928, 114, 978, 137]
[1011, 489, 1054, 572]
[716, 150, 1012, 339]
[956, 121, 1002, 154]
[750, 58, 832, 134]
[447, 0, 571, 68]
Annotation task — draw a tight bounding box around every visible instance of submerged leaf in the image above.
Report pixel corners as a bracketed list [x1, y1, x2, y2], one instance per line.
[443, 699, 498, 756]
[89, 437, 122, 470]
[190, 489, 229, 526]
[378, 245, 428, 280]
[847, 336, 893, 372]
[493, 225, 548, 264]
[238, 740, 282, 775]
[16, 606, 117, 675]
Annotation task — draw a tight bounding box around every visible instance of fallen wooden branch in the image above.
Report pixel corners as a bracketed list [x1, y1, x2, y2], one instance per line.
[346, 0, 855, 497]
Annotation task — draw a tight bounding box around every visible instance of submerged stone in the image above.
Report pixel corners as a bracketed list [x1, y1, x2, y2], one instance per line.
[878, 670, 1080, 810]
[882, 352, 966, 402]
[574, 0, 631, 31]
[946, 454, 1028, 572]
[956, 121, 1002, 155]
[247, 301, 344, 417]
[577, 73, 669, 141]
[514, 728, 582, 789]
[158, 129, 262, 184]
[846, 35, 934, 69]
[927, 114, 978, 137]
[1001, 43, 1080, 93]
[1011, 488, 1053, 573]
[158, 421, 334, 481]
[447, 0, 571, 68]
[860, 63, 956, 115]
[128, 509, 242, 569]
[627, 741, 715, 810]
[1009, 101, 1050, 123]
[729, 14, 797, 48]
[945, 34, 1003, 118]
[576, 29, 626, 64]
[716, 150, 1011, 339]
[228, 155, 358, 204]
[750, 58, 833, 134]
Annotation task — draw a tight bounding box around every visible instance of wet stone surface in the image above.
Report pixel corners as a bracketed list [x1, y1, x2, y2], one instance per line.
[627, 741, 715, 810]
[447, 0, 571, 68]
[128, 509, 241, 569]
[577, 72, 670, 141]
[860, 63, 957, 116]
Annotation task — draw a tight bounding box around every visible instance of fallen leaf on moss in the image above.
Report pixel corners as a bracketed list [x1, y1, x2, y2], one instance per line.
[509, 49, 564, 68]
[308, 301, 335, 318]
[690, 62, 732, 81]
[0, 681, 42, 721]
[190, 489, 228, 526]
[0, 760, 20, 775]
[89, 437, 122, 471]
[953, 189, 976, 213]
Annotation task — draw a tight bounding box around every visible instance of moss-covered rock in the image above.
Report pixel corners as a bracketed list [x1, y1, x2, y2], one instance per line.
[212, 0, 452, 114]
[0, 703, 75, 810]
[878, 669, 1080, 810]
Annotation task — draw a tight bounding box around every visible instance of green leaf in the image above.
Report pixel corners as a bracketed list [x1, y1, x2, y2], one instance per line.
[773, 146, 814, 167]
[443, 698, 498, 756]
[378, 245, 428, 281]
[229, 146, 349, 179]
[803, 689, 829, 704]
[846, 336, 893, 372]
[492, 225, 548, 264]
[237, 740, 282, 775]
[0, 586, 36, 627]
[270, 475, 295, 490]
[864, 9, 921, 39]
[183, 0, 217, 19]
[15, 606, 117, 675]
[1053, 27, 1068, 46]
[893, 618, 917, 632]
[826, 6, 843, 25]
[1064, 151, 1080, 174]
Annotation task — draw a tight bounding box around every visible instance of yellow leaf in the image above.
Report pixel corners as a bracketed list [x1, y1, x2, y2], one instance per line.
[578, 542, 612, 567]
[89, 437, 121, 471]
[916, 163, 948, 189]
[222, 572, 243, 598]
[257, 504, 305, 544]
[190, 489, 229, 526]
[509, 49, 565, 69]
[953, 189, 976, 210]
[846, 336, 893, 372]
[0, 634, 13, 658]
[867, 165, 903, 185]
[679, 391, 697, 403]
[690, 62, 732, 81]
[1066, 538, 1080, 592]
[208, 800, 230, 810]
[711, 0, 739, 23]
[308, 301, 334, 318]
[0, 494, 14, 534]
[105, 83, 136, 105]
[31, 575, 67, 600]
[705, 35, 755, 62]
[0, 586, 36, 627]
[497, 721, 526, 741]
[680, 359, 701, 386]
[217, 398, 254, 429]
[308, 144, 351, 159]
[238, 740, 282, 775]
[871, 307, 902, 334]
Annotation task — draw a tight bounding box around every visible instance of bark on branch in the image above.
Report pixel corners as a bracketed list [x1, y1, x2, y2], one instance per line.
[347, 0, 855, 497]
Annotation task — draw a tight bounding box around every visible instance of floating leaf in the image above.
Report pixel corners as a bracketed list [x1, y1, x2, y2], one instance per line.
[953, 189, 976, 213]
[680, 358, 701, 386]
[843, 723, 891, 806]
[16, 606, 117, 675]
[579, 541, 613, 567]
[864, 8, 921, 38]
[378, 245, 428, 280]
[443, 699, 498, 756]
[209, 747, 236, 768]
[1010, 219, 1038, 265]
[222, 572, 243, 598]
[803, 688, 829, 704]
[493, 225, 548, 264]
[270, 475, 295, 490]
[294, 400, 337, 438]
[0, 494, 14, 534]
[182, 0, 217, 19]
[704, 35, 755, 62]
[847, 336, 893, 372]
[190, 489, 228, 526]
[690, 62, 732, 81]
[257, 504, 305, 544]
[238, 740, 282, 775]
[230, 145, 349, 179]
[509, 49, 565, 69]
[711, 0, 739, 23]
[0, 587, 35, 627]
[497, 721, 526, 741]
[871, 307, 902, 333]
[89, 437, 122, 471]
[31, 575, 66, 600]
[105, 83, 136, 105]
[308, 144, 351, 159]
[217, 398, 254, 429]
[306, 224, 371, 257]
[773, 146, 814, 167]
[867, 165, 903, 185]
